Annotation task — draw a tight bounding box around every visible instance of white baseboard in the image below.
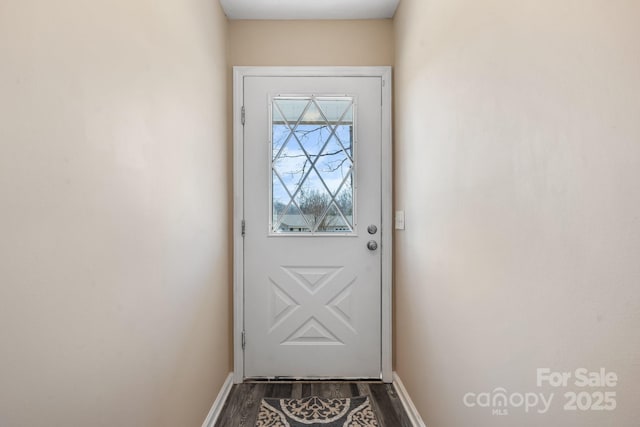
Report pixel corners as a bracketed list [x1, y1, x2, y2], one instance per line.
[393, 371, 427, 427]
[202, 372, 234, 427]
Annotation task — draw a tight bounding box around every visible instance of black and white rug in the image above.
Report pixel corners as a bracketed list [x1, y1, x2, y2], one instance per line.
[255, 395, 379, 426]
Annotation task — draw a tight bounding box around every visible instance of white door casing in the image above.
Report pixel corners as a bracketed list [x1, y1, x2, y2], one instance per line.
[233, 67, 392, 383]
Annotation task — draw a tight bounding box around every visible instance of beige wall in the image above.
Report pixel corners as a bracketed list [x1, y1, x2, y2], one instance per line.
[0, 0, 230, 426]
[229, 20, 394, 66]
[394, 1, 640, 426]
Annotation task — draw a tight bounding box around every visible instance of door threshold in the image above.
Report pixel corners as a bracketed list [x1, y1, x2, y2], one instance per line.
[244, 377, 383, 384]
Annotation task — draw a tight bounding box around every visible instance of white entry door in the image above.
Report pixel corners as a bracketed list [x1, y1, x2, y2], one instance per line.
[240, 71, 390, 379]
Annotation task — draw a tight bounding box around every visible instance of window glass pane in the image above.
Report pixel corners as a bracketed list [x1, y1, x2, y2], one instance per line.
[271, 96, 355, 234]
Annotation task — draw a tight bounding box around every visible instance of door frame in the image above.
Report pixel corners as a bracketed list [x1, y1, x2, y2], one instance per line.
[232, 66, 393, 383]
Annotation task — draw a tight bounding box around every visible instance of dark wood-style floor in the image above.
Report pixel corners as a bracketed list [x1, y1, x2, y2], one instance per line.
[215, 381, 412, 427]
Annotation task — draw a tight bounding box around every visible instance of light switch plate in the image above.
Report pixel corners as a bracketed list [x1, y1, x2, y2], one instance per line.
[395, 210, 405, 230]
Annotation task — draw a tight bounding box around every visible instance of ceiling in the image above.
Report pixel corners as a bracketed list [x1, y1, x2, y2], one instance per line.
[219, 0, 400, 20]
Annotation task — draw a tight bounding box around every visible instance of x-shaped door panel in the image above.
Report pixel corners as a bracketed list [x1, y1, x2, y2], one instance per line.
[267, 265, 357, 347]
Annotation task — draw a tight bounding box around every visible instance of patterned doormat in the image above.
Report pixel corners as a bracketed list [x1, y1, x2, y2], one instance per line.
[255, 396, 379, 426]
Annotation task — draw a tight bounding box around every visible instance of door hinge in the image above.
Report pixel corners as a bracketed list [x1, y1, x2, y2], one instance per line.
[241, 106, 245, 125]
[241, 330, 246, 350]
[241, 219, 246, 237]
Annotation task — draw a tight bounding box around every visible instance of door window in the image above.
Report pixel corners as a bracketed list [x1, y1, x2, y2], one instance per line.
[271, 96, 355, 234]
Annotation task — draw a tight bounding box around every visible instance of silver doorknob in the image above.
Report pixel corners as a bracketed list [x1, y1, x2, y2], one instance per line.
[367, 240, 378, 251]
[367, 225, 378, 235]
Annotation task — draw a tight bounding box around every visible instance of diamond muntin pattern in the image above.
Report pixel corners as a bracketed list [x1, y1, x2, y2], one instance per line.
[272, 96, 355, 234]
